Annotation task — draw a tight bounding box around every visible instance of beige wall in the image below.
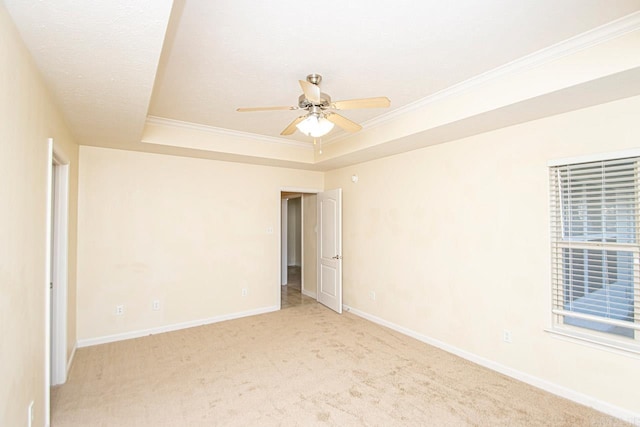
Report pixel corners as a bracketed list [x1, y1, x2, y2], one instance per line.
[77, 146, 323, 340]
[302, 194, 318, 296]
[0, 5, 79, 427]
[325, 95, 640, 415]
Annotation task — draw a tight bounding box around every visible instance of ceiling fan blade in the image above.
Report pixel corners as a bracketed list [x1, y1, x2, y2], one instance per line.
[236, 106, 297, 112]
[280, 116, 307, 135]
[331, 97, 390, 110]
[325, 113, 362, 133]
[299, 80, 321, 103]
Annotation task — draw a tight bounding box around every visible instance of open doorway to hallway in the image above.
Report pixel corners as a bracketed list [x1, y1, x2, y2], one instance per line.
[281, 265, 315, 308]
[281, 192, 318, 309]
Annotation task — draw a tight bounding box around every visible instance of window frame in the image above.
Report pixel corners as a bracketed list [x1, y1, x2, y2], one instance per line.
[548, 149, 640, 354]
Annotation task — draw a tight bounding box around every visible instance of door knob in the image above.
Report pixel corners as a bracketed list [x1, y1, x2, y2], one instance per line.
[332, 255, 342, 260]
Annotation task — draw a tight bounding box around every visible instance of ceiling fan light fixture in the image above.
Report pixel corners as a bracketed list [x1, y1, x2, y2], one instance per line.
[296, 114, 334, 137]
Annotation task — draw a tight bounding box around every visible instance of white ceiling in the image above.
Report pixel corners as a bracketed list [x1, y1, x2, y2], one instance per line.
[4, 0, 640, 164]
[3, 0, 173, 147]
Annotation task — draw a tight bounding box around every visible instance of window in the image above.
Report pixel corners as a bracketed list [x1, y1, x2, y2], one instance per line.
[549, 156, 639, 349]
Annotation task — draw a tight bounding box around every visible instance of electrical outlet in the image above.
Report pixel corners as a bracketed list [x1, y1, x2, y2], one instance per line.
[241, 288, 248, 297]
[369, 291, 376, 301]
[266, 226, 274, 234]
[28, 401, 34, 427]
[152, 300, 160, 311]
[503, 329, 512, 343]
[115, 304, 124, 315]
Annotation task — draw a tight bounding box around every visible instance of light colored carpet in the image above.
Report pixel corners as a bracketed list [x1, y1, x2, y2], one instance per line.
[52, 303, 629, 426]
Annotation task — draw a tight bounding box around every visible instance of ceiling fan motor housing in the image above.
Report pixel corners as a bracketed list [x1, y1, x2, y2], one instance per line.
[298, 93, 331, 109]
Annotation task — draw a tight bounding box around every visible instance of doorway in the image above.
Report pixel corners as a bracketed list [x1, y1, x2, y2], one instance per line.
[280, 191, 318, 309]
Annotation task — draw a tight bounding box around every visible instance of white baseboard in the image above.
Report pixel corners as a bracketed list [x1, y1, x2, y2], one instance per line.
[77, 305, 279, 348]
[301, 288, 317, 299]
[343, 304, 640, 426]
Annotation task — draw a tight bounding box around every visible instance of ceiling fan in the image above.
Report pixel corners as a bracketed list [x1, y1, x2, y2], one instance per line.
[237, 74, 390, 138]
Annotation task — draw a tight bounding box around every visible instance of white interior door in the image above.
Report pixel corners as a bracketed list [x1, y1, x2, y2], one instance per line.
[317, 188, 342, 313]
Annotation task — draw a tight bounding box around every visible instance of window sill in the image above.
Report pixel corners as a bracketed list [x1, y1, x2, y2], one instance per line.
[544, 327, 640, 358]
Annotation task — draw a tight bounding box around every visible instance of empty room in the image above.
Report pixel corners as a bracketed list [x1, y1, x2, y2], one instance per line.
[2, 1, 640, 426]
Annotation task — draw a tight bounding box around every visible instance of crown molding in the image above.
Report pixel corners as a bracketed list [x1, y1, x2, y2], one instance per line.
[145, 115, 313, 150]
[322, 11, 640, 147]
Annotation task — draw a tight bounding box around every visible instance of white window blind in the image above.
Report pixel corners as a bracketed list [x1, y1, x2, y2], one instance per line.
[550, 157, 640, 343]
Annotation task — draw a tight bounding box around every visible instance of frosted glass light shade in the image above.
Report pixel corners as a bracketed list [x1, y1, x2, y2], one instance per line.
[296, 114, 334, 137]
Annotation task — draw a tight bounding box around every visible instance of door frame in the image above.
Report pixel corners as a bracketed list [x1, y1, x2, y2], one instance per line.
[279, 187, 321, 309]
[281, 198, 288, 286]
[51, 146, 70, 385]
[45, 138, 70, 425]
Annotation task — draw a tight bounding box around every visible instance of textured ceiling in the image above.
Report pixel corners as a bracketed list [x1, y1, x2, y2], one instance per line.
[4, 0, 640, 155]
[3, 0, 173, 146]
